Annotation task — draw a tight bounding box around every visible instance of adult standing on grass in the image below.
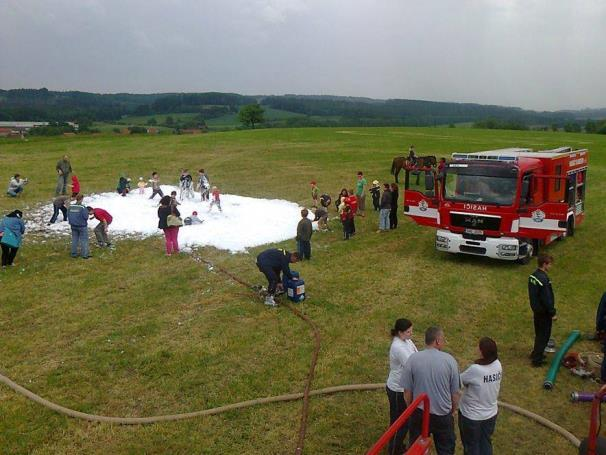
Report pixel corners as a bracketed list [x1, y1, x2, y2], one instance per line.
[296, 208, 313, 260]
[529, 253, 556, 367]
[158, 195, 180, 256]
[55, 155, 72, 196]
[88, 206, 113, 248]
[0, 210, 26, 268]
[386, 318, 418, 455]
[255, 248, 300, 307]
[403, 326, 460, 455]
[355, 171, 367, 216]
[459, 337, 502, 455]
[67, 194, 89, 259]
[389, 183, 399, 229]
[378, 183, 392, 232]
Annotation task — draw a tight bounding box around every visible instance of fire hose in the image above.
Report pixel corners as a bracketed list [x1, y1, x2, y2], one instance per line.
[190, 253, 320, 455]
[0, 372, 581, 449]
[0, 253, 582, 452]
[544, 330, 582, 390]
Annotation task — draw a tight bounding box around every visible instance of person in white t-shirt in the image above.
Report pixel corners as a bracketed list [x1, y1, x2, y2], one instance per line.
[459, 337, 502, 455]
[385, 318, 418, 455]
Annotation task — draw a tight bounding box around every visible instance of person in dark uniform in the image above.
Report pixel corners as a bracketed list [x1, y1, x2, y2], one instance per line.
[529, 254, 556, 367]
[256, 248, 300, 307]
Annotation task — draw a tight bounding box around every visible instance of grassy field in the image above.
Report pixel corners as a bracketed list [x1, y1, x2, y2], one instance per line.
[0, 127, 604, 454]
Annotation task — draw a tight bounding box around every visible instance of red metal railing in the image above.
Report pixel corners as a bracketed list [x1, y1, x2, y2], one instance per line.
[586, 385, 606, 455]
[366, 393, 432, 455]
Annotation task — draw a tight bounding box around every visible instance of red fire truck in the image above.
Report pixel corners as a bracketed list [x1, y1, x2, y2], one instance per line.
[403, 147, 589, 262]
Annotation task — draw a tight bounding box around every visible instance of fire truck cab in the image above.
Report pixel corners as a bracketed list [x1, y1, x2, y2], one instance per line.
[404, 147, 589, 262]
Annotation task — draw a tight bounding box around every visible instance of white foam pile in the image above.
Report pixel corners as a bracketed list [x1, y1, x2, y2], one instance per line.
[29, 186, 311, 253]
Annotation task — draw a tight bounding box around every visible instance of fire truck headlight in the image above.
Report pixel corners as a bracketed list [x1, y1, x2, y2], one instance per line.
[498, 244, 517, 251]
[436, 235, 449, 243]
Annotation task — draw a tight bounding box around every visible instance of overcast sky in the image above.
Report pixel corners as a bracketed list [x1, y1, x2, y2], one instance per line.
[1, 0, 605, 111]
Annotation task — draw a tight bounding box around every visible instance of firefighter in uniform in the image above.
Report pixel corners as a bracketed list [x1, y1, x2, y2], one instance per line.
[528, 253, 556, 367]
[256, 248, 300, 307]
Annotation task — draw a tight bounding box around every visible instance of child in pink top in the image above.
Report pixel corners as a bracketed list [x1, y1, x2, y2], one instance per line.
[208, 186, 222, 212]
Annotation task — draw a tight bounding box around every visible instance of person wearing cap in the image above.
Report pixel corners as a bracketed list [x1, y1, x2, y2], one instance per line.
[310, 181, 319, 209]
[0, 209, 26, 267]
[370, 180, 381, 211]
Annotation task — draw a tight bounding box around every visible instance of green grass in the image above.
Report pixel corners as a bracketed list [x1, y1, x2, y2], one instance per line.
[0, 127, 605, 454]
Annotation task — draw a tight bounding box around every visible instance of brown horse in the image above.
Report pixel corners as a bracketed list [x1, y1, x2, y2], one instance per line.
[391, 155, 437, 183]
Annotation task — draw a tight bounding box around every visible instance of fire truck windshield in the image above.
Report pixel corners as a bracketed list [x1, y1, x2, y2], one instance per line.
[444, 170, 517, 206]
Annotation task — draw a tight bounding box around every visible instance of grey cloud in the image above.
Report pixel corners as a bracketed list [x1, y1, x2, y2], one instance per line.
[1, 0, 605, 110]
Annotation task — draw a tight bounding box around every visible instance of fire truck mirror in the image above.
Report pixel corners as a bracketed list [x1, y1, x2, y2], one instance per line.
[519, 174, 532, 206]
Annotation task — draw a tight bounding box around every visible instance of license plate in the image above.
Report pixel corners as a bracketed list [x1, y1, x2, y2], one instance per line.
[465, 228, 484, 235]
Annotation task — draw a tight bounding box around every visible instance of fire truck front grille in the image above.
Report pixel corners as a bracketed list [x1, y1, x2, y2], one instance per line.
[462, 233, 487, 241]
[450, 213, 501, 231]
[459, 245, 487, 255]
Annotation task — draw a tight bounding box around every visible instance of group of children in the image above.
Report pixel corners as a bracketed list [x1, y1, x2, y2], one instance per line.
[309, 176, 400, 241]
[47, 167, 222, 256]
[145, 169, 220, 209]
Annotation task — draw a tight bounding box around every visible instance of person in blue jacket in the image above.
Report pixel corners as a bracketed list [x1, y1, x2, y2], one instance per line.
[67, 194, 89, 259]
[256, 248, 300, 307]
[0, 210, 26, 267]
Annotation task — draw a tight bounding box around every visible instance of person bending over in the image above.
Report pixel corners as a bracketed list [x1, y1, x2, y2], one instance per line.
[256, 248, 300, 307]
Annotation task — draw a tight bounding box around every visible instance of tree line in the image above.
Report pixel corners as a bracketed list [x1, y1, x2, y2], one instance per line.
[2, 88, 606, 133]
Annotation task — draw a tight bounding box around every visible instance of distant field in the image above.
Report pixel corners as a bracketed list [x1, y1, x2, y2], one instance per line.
[95, 107, 311, 131]
[1, 127, 604, 454]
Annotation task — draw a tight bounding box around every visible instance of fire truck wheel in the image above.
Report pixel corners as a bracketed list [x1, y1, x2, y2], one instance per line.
[517, 240, 534, 264]
[566, 216, 575, 237]
[517, 253, 531, 265]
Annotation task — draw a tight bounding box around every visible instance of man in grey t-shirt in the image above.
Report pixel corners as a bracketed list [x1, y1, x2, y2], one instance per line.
[402, 326, 460, 455]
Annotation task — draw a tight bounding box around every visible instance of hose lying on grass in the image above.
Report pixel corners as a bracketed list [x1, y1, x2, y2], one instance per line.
[544, 330, 582, 390]
[571, 391, 606, 403]
[0, 372, 581, 449]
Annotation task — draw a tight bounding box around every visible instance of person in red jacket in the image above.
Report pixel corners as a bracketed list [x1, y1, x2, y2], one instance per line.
[339, 202, 353, 240]
[345, 189, 358, 235]
[69, 175, 81, 198]
[87, 206, 113, 247]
